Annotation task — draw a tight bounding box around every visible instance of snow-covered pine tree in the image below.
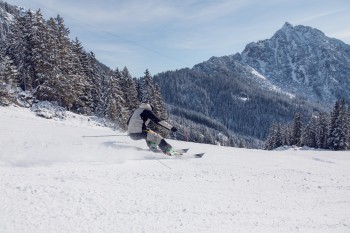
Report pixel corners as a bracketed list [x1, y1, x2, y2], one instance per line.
[152, 83, 169, 136]
[0, 54, 18, 105]
[71, 37, 94, 114]
[328, 99, 349, 150]
[347, 107, 350, 150]
[347, 106, 350, 150]
[46, 17, 59, 70]
[201, 127, 215, 144]
[98, 72, 127, 129]
[120, 67, 139, 111]
[70, 38, 85, 76]
[275, 124, 284, 148]
[30, 10, 51, 88]
[264, 123, 278, 150]
[316, 112, 329, 149]
[138, 69, 155, 103]
[55, 15, 73, 75]
[4, 10, 33, 91]
[302, 115, 318, 148]
[84, 51, 103, 114]
[284, 124, 293, 146]
[292, 112, 303, 146]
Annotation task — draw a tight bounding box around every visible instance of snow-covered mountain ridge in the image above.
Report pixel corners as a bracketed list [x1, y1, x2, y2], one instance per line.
[197, 22, 350, 106]
[192, 53, 296, 99]
[1, 106, 350, 233]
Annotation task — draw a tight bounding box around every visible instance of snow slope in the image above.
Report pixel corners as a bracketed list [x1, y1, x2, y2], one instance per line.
[1, 106, 350, 233]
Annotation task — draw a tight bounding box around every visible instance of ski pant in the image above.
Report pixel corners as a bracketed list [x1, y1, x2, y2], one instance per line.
[128, 130, 171, 152]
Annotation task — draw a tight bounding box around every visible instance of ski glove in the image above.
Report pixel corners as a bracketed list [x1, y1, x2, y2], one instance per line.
[171, 127, 178, 132]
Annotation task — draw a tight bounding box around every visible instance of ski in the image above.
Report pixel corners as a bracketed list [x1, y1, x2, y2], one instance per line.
[163, 149, 205, 158]
[179, 153, 205, 158]
[174, 148, 189, 154]
[138, 147, 189, 154]
[136, 147, 204, 158]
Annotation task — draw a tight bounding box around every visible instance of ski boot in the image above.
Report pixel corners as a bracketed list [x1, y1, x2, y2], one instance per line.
[164, 147, 182, 156]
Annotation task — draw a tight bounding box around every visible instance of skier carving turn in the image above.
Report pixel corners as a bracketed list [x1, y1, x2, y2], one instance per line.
[127, 103, 179, 156]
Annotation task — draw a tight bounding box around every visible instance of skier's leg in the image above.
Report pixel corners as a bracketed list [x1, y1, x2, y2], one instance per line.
[146, 139, 158, 151]
[129, 132, 147, 140]
[129, 132, 160, 152]
[146, 130, 173, 154]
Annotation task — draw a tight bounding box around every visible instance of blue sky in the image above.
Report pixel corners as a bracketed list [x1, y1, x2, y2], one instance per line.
[7, 0, 350, 77]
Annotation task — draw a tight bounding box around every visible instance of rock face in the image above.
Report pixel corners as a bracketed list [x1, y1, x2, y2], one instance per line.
[189, 22, 350, 106]
[240, 22, 350, 105]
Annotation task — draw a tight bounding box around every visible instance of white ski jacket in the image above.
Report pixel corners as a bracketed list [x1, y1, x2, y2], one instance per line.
[127, 103, 172, 134]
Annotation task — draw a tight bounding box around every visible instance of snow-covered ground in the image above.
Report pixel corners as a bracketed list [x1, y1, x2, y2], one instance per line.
[1, 106, 350, 233]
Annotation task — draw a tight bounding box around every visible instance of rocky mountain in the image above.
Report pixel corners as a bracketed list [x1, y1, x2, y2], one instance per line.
[154, 23, 350, 147]
[241, 22, 350, 105]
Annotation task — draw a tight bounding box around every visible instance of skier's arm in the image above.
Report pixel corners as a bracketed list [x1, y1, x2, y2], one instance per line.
[141, 109, 174, 130]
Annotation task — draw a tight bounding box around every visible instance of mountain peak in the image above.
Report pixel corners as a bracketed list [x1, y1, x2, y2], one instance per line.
[241, 22, 350, 105]
[282, 22, 293, 29]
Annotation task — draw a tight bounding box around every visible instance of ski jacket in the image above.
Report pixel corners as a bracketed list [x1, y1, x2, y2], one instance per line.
[127, 103, 172, 134]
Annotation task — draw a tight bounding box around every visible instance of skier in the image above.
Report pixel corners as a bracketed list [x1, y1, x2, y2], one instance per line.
[127, 103, 178, 155]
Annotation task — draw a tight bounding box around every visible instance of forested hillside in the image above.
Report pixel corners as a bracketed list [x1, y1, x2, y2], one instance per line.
[0, 3, 167, 133]
[154, 65, 323, 148]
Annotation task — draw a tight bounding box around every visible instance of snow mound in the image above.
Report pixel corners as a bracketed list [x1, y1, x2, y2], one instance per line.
[30, 101, 66, 119]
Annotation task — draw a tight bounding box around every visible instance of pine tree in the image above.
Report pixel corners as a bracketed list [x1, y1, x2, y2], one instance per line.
[0, 54, 18, 105]
[328, 99, 349, 150]
[316, 112, 329, 149]
[292, 112, 303, 146]
[302, 115, 318, 148]
[138, 69, 154, 103]
[152, 83, 169, 136]
[30, 9, 51, 87]
[46, 17, 59, 70]
[275, 124, 284, 148]
[201, 127, 215, 144]
[120, 67, 139, 111]
[71, 37, 93, 114]
[264, 123, 278, 150]
[284, 124, 293, 146]
[55, 14, 73, 75]
[83, 51, 103, 114]
[97, 72, 127, 129]
[4, 11, 33, 91]
[347, 107, 350, 150]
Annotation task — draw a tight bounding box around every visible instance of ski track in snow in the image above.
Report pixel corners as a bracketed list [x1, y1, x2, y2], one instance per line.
[1, 106, 350, 233]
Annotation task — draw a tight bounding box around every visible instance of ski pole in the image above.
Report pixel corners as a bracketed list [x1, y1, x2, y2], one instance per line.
[82, 134, 127, 138]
